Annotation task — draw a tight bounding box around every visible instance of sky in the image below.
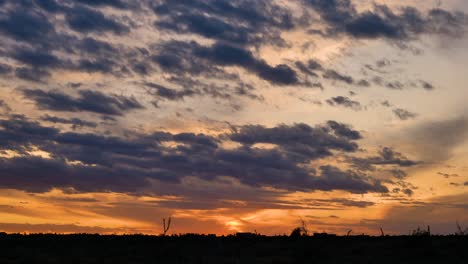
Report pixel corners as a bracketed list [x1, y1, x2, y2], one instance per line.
[0, 0, 467, 236]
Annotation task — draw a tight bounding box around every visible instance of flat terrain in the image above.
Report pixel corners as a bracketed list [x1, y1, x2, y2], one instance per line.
[0, 234, 467, 263]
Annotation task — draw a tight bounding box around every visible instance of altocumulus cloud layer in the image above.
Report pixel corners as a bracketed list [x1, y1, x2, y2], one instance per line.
[0, 116, 392, 194]
[0, 0, 467, 234]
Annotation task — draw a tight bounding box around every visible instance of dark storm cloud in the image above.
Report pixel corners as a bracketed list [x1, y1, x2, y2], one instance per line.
[153, 41, 299, 85]
[0, 117, 387, 194]
[303, 0, 468, 40]
[152, 0, 293, 46]
[326, 96, 362, 110]
[393, 108, 417, 120]
[21, 89, 144, 116]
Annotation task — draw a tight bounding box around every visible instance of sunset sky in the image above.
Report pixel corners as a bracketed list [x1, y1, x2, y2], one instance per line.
[0, 0, 468, 236]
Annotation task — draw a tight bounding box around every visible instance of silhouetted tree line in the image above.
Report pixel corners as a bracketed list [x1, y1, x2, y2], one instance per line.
[0, 232, 467, 264]
[0, 220, 467, 263]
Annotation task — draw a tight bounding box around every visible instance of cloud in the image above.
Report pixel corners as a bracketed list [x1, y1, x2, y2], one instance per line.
[77, 37, 118, 56]
[381, 100, 392, 107]
[420, 80, 435, 90]
[304, 1, 468, 40]
[295, 61, 319, 77]
[0, 63, 12, 75]
[386, 81, 405, 90]
[152, 0, 293, 46]
[74, 0, 129, 9]
[437, 172, 460, 179]
[404, 117, 468, 163]
[193, 42, 299, 85]
[326, 120, 362, 140]
[349, 147, 420, 172]
[144, 82, 198, 101]
[21, 89, 144, 116]
[76, 58, 116, 73]
[15, 67, 50, 82]
[0, 10, 54, 42]
[0, 117, 387, 194]
[0, 222, 132, 234]
[323, 70, 354, 84]
[317, 165, 388, 193]
[326, 96, 362, 110]
[0, 99, 11, 114]
[302, 198, 375, 208]
[65, 6, 129, 34]
[153, 41, 299, 85]
[13, 48, 62, 68]
[393, 108, 417, 120]
[0, 0, 464, 221]
[229, 122, 361, 159]
[366, 193, 468, 234]
[34, 0, 63, 12]
[40, 115, 98, 129]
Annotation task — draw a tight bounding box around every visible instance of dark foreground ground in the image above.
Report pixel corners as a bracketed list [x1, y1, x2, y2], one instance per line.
[0, 233, 467, 264]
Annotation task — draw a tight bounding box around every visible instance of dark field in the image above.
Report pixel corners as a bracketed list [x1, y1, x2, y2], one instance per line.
[1, 233, 467, 264]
